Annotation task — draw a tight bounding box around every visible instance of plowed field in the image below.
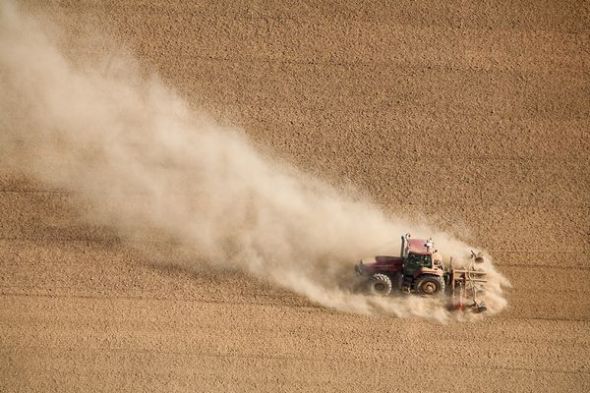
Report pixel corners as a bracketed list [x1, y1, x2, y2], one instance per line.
[1, 1, 589, 392]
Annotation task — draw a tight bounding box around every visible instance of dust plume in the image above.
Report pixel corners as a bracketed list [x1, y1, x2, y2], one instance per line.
[0, 3, 508, 321]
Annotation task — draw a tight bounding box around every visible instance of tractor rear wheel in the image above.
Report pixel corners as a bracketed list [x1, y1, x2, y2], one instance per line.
[368, 273, 392, 296]
[415, 275, 444, 296]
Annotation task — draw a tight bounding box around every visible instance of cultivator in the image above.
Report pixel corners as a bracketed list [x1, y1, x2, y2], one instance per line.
[447, 252, 488, 312]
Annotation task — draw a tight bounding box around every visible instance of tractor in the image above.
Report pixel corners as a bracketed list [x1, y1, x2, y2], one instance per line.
[354, 233, 488, 312]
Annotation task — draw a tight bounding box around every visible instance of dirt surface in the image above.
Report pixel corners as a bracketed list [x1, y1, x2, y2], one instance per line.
[1, 1, 589, 392]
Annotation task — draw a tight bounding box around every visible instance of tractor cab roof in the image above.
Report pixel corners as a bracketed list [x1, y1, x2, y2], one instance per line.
[407, 238, 433, 256]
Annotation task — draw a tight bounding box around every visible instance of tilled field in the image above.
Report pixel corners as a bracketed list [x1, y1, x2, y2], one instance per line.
[1, 1, 589, 392]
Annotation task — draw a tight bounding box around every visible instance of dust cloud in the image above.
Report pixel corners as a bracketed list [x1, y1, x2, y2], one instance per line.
[0, 3, 508, 321]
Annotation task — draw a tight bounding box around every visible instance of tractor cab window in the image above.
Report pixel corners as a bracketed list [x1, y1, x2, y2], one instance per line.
[405, 253, 433, 271]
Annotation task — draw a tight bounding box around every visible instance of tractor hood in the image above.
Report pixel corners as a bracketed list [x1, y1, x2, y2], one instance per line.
[356, 256, 403, 275]
[361, 256, 403, 265]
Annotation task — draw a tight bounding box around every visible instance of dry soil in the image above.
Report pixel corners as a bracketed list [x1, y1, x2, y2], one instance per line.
[1, 1, 589, 392]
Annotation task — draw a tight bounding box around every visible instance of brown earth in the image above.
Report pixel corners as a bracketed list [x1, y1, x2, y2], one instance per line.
[1, 1, 589, 392]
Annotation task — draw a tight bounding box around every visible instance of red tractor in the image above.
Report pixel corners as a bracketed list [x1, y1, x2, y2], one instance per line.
[355, 234, 488, 311]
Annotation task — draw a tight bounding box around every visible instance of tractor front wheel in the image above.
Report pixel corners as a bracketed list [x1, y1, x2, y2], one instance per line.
[415, 275, 444, 296]
[368, 273, 392, 296]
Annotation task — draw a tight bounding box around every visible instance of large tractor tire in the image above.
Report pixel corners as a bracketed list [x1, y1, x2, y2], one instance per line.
[368, 273, 393, 296]
[415, 275, 445, 296]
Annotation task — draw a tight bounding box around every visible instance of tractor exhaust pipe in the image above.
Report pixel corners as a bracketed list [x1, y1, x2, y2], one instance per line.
[401, 233, 411, 257]
[400, 233, 412, 258]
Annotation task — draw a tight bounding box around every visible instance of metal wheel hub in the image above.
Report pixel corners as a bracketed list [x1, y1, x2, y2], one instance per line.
[422, 281, 437, 294]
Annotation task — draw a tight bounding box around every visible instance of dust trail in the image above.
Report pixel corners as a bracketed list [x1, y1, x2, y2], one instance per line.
[0, 3, 508, 321]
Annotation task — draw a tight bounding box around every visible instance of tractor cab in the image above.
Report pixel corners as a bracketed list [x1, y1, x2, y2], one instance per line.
[400, 234, 437, 276]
